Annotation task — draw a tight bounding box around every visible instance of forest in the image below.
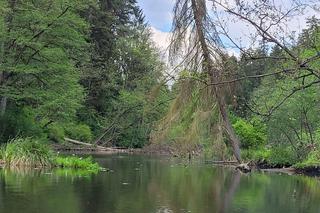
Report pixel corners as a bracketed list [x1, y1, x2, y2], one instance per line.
[0, 0, 320, 172]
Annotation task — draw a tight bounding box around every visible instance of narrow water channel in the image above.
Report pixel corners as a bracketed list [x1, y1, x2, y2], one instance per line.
[0, 154, 319, 213]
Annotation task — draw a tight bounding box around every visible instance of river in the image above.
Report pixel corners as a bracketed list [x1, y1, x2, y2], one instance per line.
[0, 154, 319, 213]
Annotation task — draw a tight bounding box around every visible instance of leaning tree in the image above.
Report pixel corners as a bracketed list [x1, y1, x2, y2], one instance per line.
[170, 0, 241, 162]
[170, 0, 320, 162]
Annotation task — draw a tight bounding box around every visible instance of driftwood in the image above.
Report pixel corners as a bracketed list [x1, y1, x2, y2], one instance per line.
[236, 163, 252, 173]
[205, 160, 238, 165]
[64, 138, 109, 151]
[64, 137, 128, 153]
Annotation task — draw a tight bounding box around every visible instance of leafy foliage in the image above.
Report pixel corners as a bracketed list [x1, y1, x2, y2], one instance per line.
[294, 150, 320, 169]
[0, 0, 169, 148]
[54, 156, 101, 171]
[64, 124, 93, 142]
[232, 117, 266, 149]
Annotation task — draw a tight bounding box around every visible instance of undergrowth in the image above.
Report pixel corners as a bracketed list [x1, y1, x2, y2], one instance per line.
[1, 137, 101, 172]
[3, 138, 53, 167]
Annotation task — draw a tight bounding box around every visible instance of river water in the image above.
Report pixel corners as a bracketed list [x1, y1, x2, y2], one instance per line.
[0, 154, 319, 213]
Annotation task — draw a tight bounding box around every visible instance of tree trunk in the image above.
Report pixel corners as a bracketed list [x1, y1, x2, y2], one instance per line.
[190, 0, 241, 162]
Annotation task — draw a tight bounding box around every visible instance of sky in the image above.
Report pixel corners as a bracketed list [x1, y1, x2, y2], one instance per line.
[136, 0, 319, 55]
[137, 0, 174, 32]
[137, 0, 173, 50]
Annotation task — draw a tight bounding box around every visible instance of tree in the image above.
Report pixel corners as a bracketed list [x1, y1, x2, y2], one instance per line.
[170, 0, 242, 162]
[212, 0, 320, 117]
[79, 0, 170, 147]
[0, 0, 90, 140]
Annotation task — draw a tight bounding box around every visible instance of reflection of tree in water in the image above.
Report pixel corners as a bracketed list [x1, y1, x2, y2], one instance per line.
[0, 168, 86, 213]
[1, 156, 320, 213]
[145, 163, 241, 213]
[219, 170, 241, 213]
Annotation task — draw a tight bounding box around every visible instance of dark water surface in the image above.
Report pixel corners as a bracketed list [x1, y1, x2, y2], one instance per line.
[0, 154, 320, 213]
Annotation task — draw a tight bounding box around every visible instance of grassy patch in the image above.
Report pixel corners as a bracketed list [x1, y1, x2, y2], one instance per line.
[1, 138, 102, 172]
[54, 156, 101, 171]
[3, 138, 54, 167]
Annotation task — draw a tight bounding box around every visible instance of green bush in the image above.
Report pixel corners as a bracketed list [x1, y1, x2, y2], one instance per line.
[54, 156, 101, 171]
[233, 117, 266, 149]
[0, 107, 45, 142]
[244, 147, 298, 167]
[294, 150, 320, 169]
[241, 148, 271, 162]
[0, 145, 5, 160]
[64, 124, 93, 142]
[253, 148, 271, 162]
[4, 138, 54, 167]
[47, 123, 65, 143]
[267, 147, 298, 166]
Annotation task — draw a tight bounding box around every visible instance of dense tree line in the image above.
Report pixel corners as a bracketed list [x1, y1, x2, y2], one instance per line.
[0, 0, 170, 148]
[1, 0, 320, 169]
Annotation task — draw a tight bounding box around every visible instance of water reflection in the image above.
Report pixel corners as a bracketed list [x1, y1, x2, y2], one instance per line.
[0, 154, 319, 213]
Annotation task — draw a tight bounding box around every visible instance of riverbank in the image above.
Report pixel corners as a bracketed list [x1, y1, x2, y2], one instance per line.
[143, 143, 320, 176]
[29, 140, 319, 177]
[0, 138, 103, 172]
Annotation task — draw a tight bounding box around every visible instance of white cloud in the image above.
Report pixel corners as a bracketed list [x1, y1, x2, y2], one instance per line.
[145, 0, 318, 63]
[150, 27, 171, 51]
[137, 0, 174, 31]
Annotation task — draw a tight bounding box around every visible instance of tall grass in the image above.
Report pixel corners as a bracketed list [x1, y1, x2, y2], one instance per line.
[1, 138, 102, 172]
[4, 138, 54, 167]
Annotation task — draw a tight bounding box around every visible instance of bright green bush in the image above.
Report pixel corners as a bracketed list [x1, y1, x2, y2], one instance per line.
[233, 117, 266, 149]
[54, 156, 101, 171]
[64, 124, 93, 142]
[241, 148, 271, 162]
[245, 147, 297, 167]
[4, 138, 54, 167]
[252, 148, 271, 162]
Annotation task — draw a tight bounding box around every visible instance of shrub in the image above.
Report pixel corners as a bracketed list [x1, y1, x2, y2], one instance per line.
[54, 156, 101, 171]
[294, 150, 320, 169]
[246, 147, 298, 167]
[233, 117, 266, 149]
[0, 107, 45, 142]
[4, 138, 54, 167]
[267, 147, 298, 167]
[64, 124, 93, 142]
[47, 123, 65, 143]
[252, 148, 271, 162]
[241, 147, 271, 162]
